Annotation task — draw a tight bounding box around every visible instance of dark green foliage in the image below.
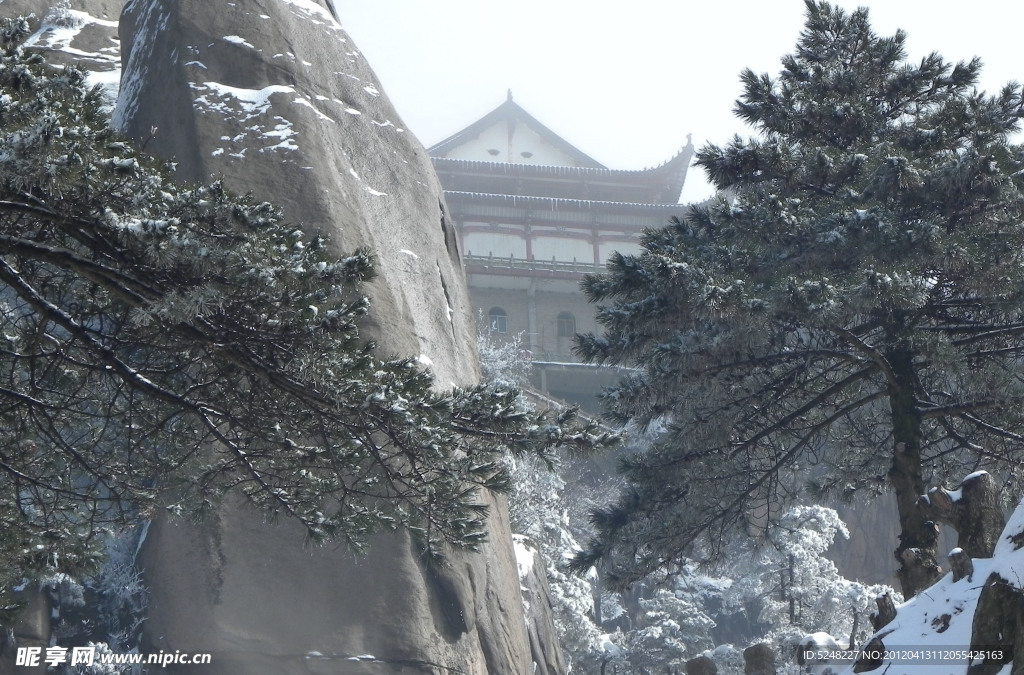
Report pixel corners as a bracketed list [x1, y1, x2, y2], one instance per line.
[0, 18, 615, 611]
[571, 1, 1024, 595]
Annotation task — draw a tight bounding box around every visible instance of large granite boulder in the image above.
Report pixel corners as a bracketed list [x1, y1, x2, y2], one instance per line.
[114, 1, 543, 672]
[115, 0, 466, 363]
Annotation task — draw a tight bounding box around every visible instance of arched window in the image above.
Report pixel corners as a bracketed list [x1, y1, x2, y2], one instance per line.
[557, 312, 576, 338]
[488, 307, 508, 333]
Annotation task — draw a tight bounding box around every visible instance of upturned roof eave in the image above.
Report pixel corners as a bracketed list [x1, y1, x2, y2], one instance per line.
[442, 190, 689, 212]
[431, 136, 695, 202]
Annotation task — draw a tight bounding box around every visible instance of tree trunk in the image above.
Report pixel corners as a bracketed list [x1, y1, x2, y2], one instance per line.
[849, 607, 859, 651]
[888, 347, 941, 597]
[787, 553, 796, 624]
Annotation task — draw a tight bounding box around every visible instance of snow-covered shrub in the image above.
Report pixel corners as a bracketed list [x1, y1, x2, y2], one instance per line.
[68, 642, 136, 675]
[45, 528, 148, 671]
[476, 312, 531, 388]
[506, 453, 607, 672]
[704, 643, 745, 675]
[722, 506, 898, 654]
[44, 1, 85, 29]
[86, 529, 149, 653]
[613, 588, 716, 673]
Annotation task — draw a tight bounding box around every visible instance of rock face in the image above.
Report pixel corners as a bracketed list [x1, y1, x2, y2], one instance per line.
[115, 0, 465, 366]
[114, 1, 544, 672]
[513, 536, 568, 675]
[920, 471, 1007, 559]
[843, 498, 1024, 675]
[0, 590, 49, 675]
[968, 501, 1024, 675]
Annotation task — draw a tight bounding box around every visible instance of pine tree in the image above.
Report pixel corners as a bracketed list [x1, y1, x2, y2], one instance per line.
[0, 17, 615, 613]
[571, 1, 1024, 597]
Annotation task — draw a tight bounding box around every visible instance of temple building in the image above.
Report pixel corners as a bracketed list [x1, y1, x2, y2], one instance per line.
[428, 92, 694, 409]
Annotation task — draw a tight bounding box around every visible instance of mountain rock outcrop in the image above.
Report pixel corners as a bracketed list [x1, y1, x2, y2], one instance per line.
[514, 536, 568, 675]
[107, 0, 549, 672]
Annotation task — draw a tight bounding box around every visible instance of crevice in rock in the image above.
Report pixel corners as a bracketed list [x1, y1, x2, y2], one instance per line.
[436, 262, 458, 343]
[422, 549, 471, 642]
[438, 199, 461, 262]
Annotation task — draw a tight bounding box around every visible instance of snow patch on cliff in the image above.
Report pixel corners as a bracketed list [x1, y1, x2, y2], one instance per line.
[24, 6, 121, 101]
[276, 0, 344, 31]
[222, 35, 255, 49]
[512, 534, 536, 579]
[191, 82, 295, 120]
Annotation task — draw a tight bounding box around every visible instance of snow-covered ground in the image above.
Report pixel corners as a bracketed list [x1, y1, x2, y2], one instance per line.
[819, 496, 1024, 675]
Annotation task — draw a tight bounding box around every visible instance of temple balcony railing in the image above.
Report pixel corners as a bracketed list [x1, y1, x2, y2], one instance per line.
[462, 253, 600, 277]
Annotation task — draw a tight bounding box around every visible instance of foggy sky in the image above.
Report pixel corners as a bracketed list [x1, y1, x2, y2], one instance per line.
[334, 2, 1024, 202]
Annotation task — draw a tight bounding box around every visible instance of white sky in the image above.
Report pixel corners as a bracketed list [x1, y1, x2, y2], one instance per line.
[333, 2, 1024, 203]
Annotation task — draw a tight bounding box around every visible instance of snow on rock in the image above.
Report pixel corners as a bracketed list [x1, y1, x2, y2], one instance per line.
[16, 0, 124, 101]
[801, 632, 847, 651]
[221, 34, 254, 49]
[963, 470, 990, 483]
[190, 82, 296, 120]
[276, 0, 344, 28]
[512, 535, 567, 673]
[991, 494, 1024, 574]
[837, 560, 992, 675]
[512, 534, 536, 578]
[599, 634, 624, 657]
[834, 496, 1024, 675]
